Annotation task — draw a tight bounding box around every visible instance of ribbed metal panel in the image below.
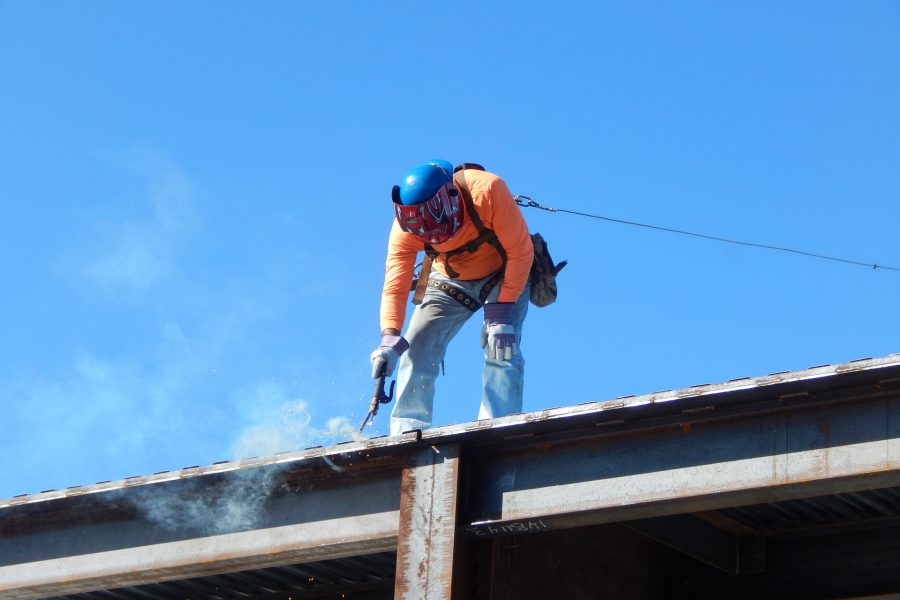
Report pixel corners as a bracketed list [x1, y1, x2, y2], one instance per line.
[721, 487, 900, 534]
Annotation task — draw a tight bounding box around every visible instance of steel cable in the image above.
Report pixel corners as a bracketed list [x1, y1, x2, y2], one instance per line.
[515, 196, 900, 273]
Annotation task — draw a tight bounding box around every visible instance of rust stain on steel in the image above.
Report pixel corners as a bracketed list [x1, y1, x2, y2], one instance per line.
[394, 444, 460, 600]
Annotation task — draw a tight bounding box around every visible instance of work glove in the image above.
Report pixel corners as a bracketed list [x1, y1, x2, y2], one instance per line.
[481, 302, 518, 361]
[370, 333, 409, 378]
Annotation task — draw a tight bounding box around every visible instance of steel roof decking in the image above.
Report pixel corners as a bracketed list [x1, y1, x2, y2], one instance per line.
[721, 487, 900, 534]
[4, 353, 900, 509]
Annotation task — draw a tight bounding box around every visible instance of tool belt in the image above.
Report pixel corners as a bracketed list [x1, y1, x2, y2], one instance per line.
[413, 266, 503, 312]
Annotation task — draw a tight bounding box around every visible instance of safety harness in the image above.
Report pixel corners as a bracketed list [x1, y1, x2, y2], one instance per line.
[424, 163, 507, 278]
[412, 163, 506, 311]
[411, 162, 565, 310]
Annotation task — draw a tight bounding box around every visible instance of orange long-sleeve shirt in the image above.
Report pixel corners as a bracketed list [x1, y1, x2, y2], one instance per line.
[379, 168, 534, 332]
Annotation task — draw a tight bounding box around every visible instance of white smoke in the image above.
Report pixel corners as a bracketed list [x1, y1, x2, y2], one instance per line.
[137, 467, 278, 535]
[230, 383, 365, 460]
[137, 395, 364, 535]
[82, 149, 197, 292]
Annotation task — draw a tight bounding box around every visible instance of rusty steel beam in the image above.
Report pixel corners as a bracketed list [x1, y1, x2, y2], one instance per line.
[394, 444, 461, 600]
[0, 473, 402, 599]
[0, 518, 398, 599]
[464, 395, 900, 535]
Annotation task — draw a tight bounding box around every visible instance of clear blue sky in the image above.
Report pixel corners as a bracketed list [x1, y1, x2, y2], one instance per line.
[1, 1, 898, 499]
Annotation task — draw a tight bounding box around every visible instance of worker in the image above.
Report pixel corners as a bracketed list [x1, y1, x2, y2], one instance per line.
[371, 160, 534, 436]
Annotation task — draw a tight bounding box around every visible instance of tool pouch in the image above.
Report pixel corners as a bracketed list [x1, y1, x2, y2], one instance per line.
[528, 232, 567, 307]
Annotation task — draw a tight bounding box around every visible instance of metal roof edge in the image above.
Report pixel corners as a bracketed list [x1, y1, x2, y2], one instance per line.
[3, 353, 900, 510]
[420, 353, 900, 441]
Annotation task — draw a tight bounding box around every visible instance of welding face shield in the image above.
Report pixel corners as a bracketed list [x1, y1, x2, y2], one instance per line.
[392, 181, 462, 244]
[391, 161, 463, 244]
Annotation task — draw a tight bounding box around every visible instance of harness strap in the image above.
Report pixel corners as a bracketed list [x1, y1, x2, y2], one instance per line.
[411, 256, 432, 305]
[453, 163, 485, 173]
[479, 270, 503, 303]
[453, 169, 487, 231]
[424, 168, 507, 278]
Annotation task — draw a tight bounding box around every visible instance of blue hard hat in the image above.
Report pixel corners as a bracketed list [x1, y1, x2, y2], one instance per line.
[397, 160, 454, 206]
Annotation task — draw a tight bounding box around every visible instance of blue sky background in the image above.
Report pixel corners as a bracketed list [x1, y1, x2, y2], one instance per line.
[1, 1, 898, 499]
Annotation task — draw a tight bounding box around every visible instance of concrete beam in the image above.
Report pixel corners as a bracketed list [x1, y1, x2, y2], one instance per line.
[394, 444, 461, 600]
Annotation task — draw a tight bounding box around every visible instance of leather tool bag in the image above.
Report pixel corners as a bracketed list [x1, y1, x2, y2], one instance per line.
[527, 232, 566, 307]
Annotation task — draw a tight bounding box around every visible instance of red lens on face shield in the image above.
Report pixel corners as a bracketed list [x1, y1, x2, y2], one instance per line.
[394, 182, 462, 244]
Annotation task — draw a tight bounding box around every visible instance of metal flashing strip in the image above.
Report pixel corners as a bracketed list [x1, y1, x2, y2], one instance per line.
[422, 353, 900, 442]
[0, 432, 421, 510]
